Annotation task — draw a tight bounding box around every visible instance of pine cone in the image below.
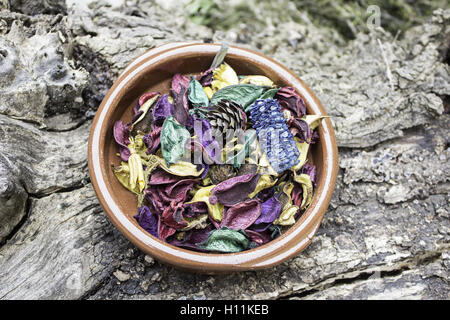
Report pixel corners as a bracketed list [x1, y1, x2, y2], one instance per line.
[206, 100, 247, 138]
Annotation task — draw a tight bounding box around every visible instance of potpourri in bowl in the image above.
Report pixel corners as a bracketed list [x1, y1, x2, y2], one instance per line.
[88, 43, 338, 272]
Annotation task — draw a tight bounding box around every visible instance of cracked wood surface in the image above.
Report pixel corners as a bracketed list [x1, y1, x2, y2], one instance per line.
[0, 1, 448, 300]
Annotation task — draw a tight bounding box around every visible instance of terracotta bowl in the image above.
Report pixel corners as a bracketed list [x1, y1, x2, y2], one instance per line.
[88, 43, 338, 273]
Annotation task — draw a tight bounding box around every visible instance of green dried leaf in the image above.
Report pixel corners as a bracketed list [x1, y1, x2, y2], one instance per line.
[259, 87, 280, 100]
[210, 84, 266, 110]
[197, 227, 249, 253]
[188, 77, 209, 108]
[160, 116, 191, 165]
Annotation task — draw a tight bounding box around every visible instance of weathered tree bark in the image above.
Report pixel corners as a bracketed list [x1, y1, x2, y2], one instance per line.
[0, 0, 448, 300]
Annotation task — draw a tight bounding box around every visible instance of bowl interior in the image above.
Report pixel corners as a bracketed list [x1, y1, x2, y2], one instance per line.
[103, 52, 325, 242]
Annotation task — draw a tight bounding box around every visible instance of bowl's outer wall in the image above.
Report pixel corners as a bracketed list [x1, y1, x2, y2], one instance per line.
[88, 43, 338, 273]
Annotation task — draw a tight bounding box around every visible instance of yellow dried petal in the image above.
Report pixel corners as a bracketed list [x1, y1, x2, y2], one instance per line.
[211, 63, 239, 91]
[239, 75, 274, 87]
[181, 214, 209, 231]
[159, 161, 204, 177]
[248, 174, 278, 198]
[186, 185, 224, 221]
[293, 173, 313, 209]
[301, 115, 329, 130]
[273, 205, 298, 226]
[203, 86, 214, 100]
[112, 163, 140, 195]
[290, 138, 310, 171]
[128, 153, 145, 192]
[132, 94, 160, 126]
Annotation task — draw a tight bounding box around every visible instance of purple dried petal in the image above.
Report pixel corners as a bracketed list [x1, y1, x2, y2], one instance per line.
[275, 86, 307, 117]
[113, 121, 131, 161]
[198, 67, 214, 86]
[254, 196, 281, 225]
[158, 220, 176, 241]
[292, 184, 303, 208]
[183, 202, 208, 217]
[171, 73, 191, 126]
[193, 116, 221, 161]
[167, 224, 215, 251]
[144, 125, 162, 154]
[220, 199, 261, 230]
[301, 163, 317, 186]
[161, 201, 188, 229]
[149, 169, 180, 185]
[245, 229, 271, 245]
[145, 188, 166, 215]
[134, 206, 158, 238]
[287, 118, 312, 143]
[113, 120, 130, 147]
[138, 91, 159, 107]
[165, 179, 199, 203]
[152, 94, 174, 125]
[209, 173, 260, 207]
[256, 186, 275, 202]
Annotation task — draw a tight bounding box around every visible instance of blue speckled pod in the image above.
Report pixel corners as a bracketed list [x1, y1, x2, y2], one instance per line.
[249, 99, 300, 173]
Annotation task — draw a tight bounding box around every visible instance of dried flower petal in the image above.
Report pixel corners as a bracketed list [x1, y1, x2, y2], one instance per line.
[293, 172, 313, 209]
[161, 201, 188, 229]
[167, 224, 215, 251]
[274, 86, 307, 117]
[220, 199, 261, 230]
[186, 185, 224, 222]
[259, 87, 280, 99]
[158, 220, 176, 241]
[171, 73, 191, 126]
[302, 115, 328, 130]
[273, 182, 299, 226]
[198, 68, 214, 86]
[254, 196, 282, 225]
[159, 161, 205, 177]
[287, 117, 312, 143]
[113, 121, 131, 161]
[248, 174, 278, 198]
[112, 162, 139, 194]
[134, 206, 158, 238]
[132, 93, 160, 134]
[211, 63, 239, 91]
[245, 229, 272, 245]
[301, 163, 317, 186]
[290, 138, 310, 172]
[152, 94, 174, 125]
[239, 75, 274, 87]
[196, 227, 249, 253]
[209, 172, 260, 207]
[181, 214, 209, 231]
[138, 91, 159, 107]
[160, 116, 191, 165]
[128, 153, 146, 192]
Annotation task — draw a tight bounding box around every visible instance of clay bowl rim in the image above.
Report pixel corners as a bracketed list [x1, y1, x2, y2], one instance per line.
[88, 42, 338, 273]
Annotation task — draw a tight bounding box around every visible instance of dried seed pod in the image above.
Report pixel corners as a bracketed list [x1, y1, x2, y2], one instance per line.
[236, 163, 258, 176]
[209, 164, 236, 184]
